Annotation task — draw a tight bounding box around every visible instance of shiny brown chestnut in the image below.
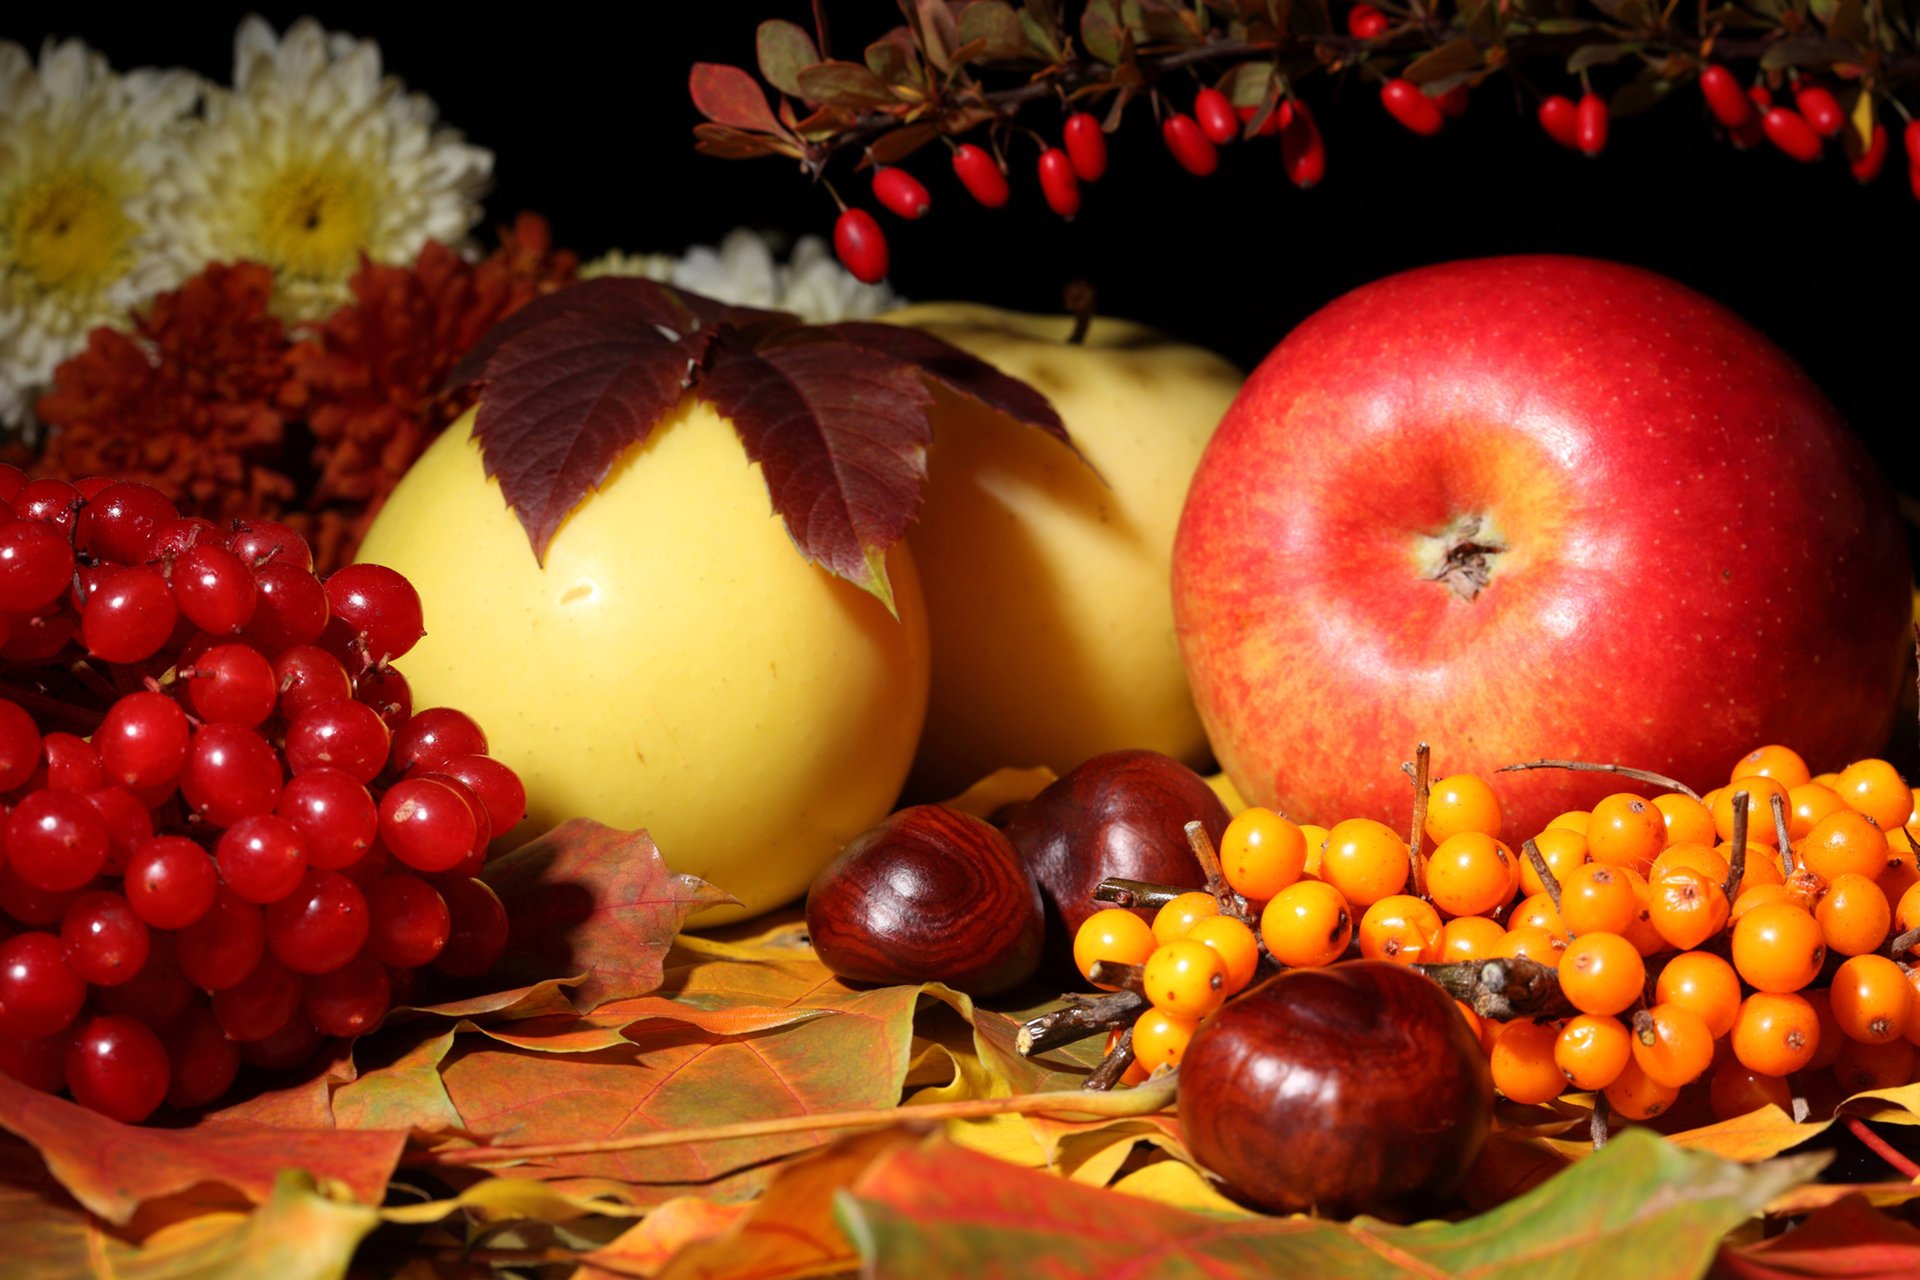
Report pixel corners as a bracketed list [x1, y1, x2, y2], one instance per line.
[1002, 750, 1228, 965]
[1178, 960, 1493, 1219]
[806, 805, 1045, 996]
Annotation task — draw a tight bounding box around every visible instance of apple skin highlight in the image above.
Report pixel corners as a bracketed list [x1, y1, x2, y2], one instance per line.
[1171, 254, 1911, 838]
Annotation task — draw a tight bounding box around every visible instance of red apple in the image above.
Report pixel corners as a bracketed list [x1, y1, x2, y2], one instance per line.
[1172, 256, 1909, 839]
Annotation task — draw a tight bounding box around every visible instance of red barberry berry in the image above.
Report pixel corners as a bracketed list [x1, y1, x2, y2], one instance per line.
[1280, 103, 1326, 189]
[1162, 113, 1220, 174]
[1577, 92, 1610, 157]
[1380, 78, 1444, 136]
[1436, 84, 1470, 119]
[1762, 107, 1823, 162]
[1347, 4, 1389, 37]
[872, 166, 931, 219]
[1793, 80, 1844, 137]
[1194, 88, 1239, 145]
[1538, 95, 1580, 149]
[950, 143, 1009, 207]
[1063, 112, 1108, 181]
[1699, 65, 1753, 129]
[832, 207, 888, 284]
[1850, 123, 1889, 183]
[1037, 147, 1081, 217]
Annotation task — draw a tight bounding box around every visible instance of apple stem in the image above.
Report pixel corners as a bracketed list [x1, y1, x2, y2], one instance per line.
[1497, 759, 1700, 801]
[1724, 791, 1750, 901]
[1521, 837, 1564, 922]
[1413, 956, 1572, 1020]
[1085, 1025, 1138, 1091]
[1770, 791, 1795, 879]
[1064, 279, 1096, 345]
[1406, 743, 1432, 899]
[1016, 989, 1150, 1056]
[1591, 1093, 1611, 1150]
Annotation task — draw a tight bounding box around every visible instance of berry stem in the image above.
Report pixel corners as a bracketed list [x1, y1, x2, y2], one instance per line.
[1770, 790, 1795, 879]
[1724, 793, 1751, 902]
[1843, 1114, 1920, 1179]
[1092, 877, 1186, 910]
[1887, 924, 1920, 959]
[1413, 956, 1573, 1020]
[1086, 959, 1147, 993]
[1406, 742, 1432, 898]
[1591, 1092, 1611, 1150]
[1084, 1025, 1137, 1092]
[1521, 837, 1564, 923]
[1184, 820, 1256, 926]
[0, 678, 107, 734]
[1016, 989, 1151, 1057]
[1064, 280, 1096, 346]
[417, 1074, 1179, 1168]
[1497, 759, 1700, 800]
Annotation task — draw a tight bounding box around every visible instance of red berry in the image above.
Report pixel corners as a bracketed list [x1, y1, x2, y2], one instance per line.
[0, 521, 75, 613]
[1162, 114, 1219, 175]
[76, 482, 174, 565]
[1436, 84, 1471, 119]
[147, 516, 218, 563]
[181, 642, 278, 727]
[5, 790, 110, 892]
[244, 561, 330, 652]
[388, 708, 488, 778]
[304, 952, 391, 1038]
[1850, 123, 1889, 183]
[1063, 112, 1108, 181]
[65, 1014, 169, 1122]
[94, 934, 197, 1030]
[322, 563, 425, 670]
[215, 814, 310, 904]
[380, 777, 479, 873]
[1904, 119, 1920, 165]
[1380, 78, 1445, 136]
[367, 874, 451, 968]
[424, 754, 527, 837]
[164, 1007, 241, 1109]
[59, 890, 150, 986]
[276, 768, 380, 871]
[0, 698, 41, 790]
[432, 878, 509, 977]
[1194, 88, 1239, 145]
[180, 723, 283, 827]
[80, 566, 176, 663]
[1347, 3, 1389, 37]
[13, 478, 82, 533]
[1030, 147, 1077, 218]
[40, 732, 104, 793]
[83, 787, 153, 874]
[1793, 80, 1844, 137]
[240, 1015, 321, 1071]
[273, 644, 354, 721]
[123, 836, 219, 929]
[1730, 86, 1771, 149]
[96, 690, 190, 792]
[832, 207, 888, 285]
[1577, 92, 1610, 157]
[355, 664, 413, 730]
[211, 954, 304, 1041]
[951, 143, 1010, 208]
[225, 519, 313, 573]
[1763, 107, 1823, 162]
[0, 862, 81, 928]
[284, 699, 391, 785]
[265, 870, 370, 975]
[872, 166, 931, 219]
[171, 543, 257, 634]
[1538, 95, 1580, 149]
[0, 1027, 69, 1093]
[1699, 64, 1753, 129]
[175, 887, 267, 990]
[0, 932, 86, 1040]
[1280, 103, 1326, 189]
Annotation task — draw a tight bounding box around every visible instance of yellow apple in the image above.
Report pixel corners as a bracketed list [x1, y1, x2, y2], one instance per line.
[884, 302, 1242, 798]
[354, 400, 930, 924]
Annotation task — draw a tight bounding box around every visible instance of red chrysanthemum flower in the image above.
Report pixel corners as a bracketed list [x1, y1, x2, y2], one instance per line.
[284, 213, 578, 553]
[34, 262, 300, 520]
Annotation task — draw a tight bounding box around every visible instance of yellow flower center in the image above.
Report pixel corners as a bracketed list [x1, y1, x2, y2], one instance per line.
[5, 168, 134, 295]
[253, 161, 376, 282]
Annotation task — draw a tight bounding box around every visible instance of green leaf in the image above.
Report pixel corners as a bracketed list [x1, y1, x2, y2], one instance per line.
[956, 1, 1028, 58]
[797, 60, 898, 107]
[838, 1129, 1824, 1279]
[866, 30, 923, 86]
[1403, 36, 1484, 85]
[1567, 41, 1643, 74]
[1081, 0, 1125, 64]
[1020, 0, 1066, 59]
[756, 20, 820, 98]
[1760, 35, 1858, 67]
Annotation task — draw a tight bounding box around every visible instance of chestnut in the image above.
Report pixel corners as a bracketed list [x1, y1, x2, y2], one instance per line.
[805, 805, 1044, 996]
[1178, 960, 1493, 1219]
[1002, 750, 1228, 968]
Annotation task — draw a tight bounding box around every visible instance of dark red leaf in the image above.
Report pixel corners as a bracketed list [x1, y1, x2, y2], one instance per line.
[1712, 1194, 1920, 1279]
[698, 331, 934, 609]
[688, 62, 785, 134]
[796, 60, 898, 107]
[694, 123, 799, 160]
[829, 321, 1070, 447]
[865, 122, 943, 165]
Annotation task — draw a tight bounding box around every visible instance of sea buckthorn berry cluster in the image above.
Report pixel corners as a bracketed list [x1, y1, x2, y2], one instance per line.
[0, 468, 524, 1122]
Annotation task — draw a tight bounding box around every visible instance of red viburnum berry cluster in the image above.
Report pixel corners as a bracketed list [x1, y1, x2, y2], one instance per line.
[0, 466, 525, 1123]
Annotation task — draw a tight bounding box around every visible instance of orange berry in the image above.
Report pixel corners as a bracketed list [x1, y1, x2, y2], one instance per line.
[1655, 950, 1742, 1038]
[1648, 866, 1730, 951]
[1320, 818, 1411, 908]
[1142, 938, 1228, 1018]
[1555, 1014, 1632, 1091]
[1510, 892, 1569, 942]
[1878, 849, 1920, 918]
[1588, 793, 1667, 872]
[1617, 866, 1666, 957]
[1801, 809, 1891, 884]
[1836, 759, 1913, 831]
[1425, 832, 1519, 917]
[1151, 891, 1220, 946]
[1131, 1008, 1200, 1073]
[1357, 894, 1445, 966]
[1496, 925, 1565, 968]
[1490, 1019, 1566, 1104]
[1520, 827, 1591, 898]
[1732, 883, 1794, 923]
[1185, 915, 1261, 993]
[1730, 744, 1812, 790]
[1558, 932, 1645, 1016]
[1424, 773, 1503, 843]
[1829, 953, 1911, 1044]
[1653, 793, 1717, 849]
[1651, 843, 1731, 887]
[1437, 914, 1505, 962]
[1605, 1056, 1681, 1120]
[1804, 987, 1846, 1069]
[1812, 772, 1842, 789]
[1713, 842, 1786, 897]
[1787, 782, 1848, 840]
[1298, 824, 1330, 877]
[1815, 873, 1892, 957]
[1261, 880, 1352, 968]
[1896, 880, 1920, 937]
[1558, 862, 1640, 937]
[1713, 777, 1793, 845]
[1455, 999, 1483, 1044]
[1832, 1037, 1916, 1095]
[1708, 1055, 1794, 1120]
[1903, 968, 1920, 1046]
[1631, 1003, 1715, 1088]
[1731, 903, 1826, 993]
[1730, 991, 1820, 1075]
[1547, 810, 1591, 835]
[1073, 908, 1157, 988]
[1219, 808, 1307, 901]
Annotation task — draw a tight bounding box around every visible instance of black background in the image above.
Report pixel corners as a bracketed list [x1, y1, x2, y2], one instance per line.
[10, 3, 1917, 485]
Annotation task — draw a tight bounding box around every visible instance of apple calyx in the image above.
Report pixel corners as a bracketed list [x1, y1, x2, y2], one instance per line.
[1415, 513, 1507, 602]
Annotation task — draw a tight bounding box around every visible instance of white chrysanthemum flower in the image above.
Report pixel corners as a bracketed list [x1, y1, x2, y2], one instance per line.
[583, 228, 900, 324]
[0, 38, 201, 427]
[162, 15, 492, 323]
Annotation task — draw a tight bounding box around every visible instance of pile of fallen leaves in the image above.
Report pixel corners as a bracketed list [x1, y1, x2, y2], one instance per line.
[7, 773, 1920, 1279]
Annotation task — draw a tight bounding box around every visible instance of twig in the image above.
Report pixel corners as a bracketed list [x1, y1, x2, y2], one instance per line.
[417, 1076, 1179, 1168]
[1725, 789, 1749, 901]
[1771, 791, 1795, 879]
[1521, 837, 1563, 922]
[1592, 1093, 1611, 1150]
[1084, 1025, 1137, 1091]
[1185, 820, 1236, 917]
[1407, 742, 1431, 898]
[1844, 1114, 1920, 1180]
[1086, 959, 1146, 993]
[1498, 759, 1699, 800]
[1413, 956, 1572, 1021]
[1092, 878, 1186, 910]
[1889, 925, 1920, 959]
[1016, 989, 1150, 1057]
